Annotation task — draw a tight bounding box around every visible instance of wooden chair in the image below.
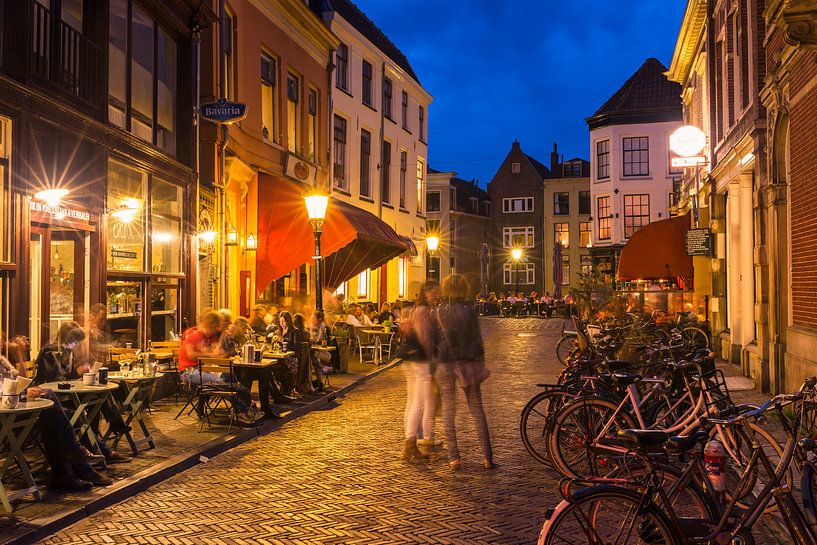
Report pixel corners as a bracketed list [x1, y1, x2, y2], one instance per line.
[108, 347, 138, 369]
[151, 341, 182, 400]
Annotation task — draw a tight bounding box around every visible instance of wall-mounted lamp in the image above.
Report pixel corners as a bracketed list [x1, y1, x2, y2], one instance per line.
[225, 226, 239, 247]
[244, 233, 257, 252]
[34, 188, 69, 207]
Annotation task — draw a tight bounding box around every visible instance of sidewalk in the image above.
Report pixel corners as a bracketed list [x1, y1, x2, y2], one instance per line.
[0, 357, 399, 545]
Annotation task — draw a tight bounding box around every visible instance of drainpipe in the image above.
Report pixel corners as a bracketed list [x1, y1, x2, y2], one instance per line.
[217, 0, 229, 309]
[327, 50, 335, 189]
[377, 61, 387, 303]
[192, 24, 202, 326]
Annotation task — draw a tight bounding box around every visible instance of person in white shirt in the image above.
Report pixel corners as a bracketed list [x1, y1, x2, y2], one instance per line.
[345, 304, 374, 327]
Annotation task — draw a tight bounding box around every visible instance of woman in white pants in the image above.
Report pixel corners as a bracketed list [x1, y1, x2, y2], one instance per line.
[397, 283, 439, 461]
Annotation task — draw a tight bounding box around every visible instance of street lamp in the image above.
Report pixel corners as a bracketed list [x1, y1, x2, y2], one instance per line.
[426, 235, 440, 256]
[511, 247, 523, 295]
[426, 234, 440, 282]
[305, 192, 329, 311]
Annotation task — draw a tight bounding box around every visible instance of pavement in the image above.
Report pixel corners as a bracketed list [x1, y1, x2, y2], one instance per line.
[30, 317, 791, 544]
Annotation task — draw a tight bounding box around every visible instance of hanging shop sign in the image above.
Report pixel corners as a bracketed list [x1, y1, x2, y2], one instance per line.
[685, 228, 712, 256]
[29, 200, 94, 230]
[200, 99, 248, 124]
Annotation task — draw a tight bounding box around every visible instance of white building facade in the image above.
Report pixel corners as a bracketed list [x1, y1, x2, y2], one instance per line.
[312, 1, 432, 303]
[586, 58, 683, 277]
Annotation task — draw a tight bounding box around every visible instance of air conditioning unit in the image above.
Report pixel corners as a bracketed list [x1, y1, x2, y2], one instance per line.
[285, 154, 317, 184]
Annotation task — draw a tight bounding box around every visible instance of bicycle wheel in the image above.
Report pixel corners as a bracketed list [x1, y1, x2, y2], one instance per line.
[548, 397, 637, 479]
[607, 462, 718, 520]
[555, 335, 576, 366]
[520, 389, 571, 465]
[681, 327, 709, 349]
[539, 486, 682, 545]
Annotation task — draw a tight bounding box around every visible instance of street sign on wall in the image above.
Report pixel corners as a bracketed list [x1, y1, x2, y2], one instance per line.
[200, 99, 247, 124]
[685, 228, 712, 256]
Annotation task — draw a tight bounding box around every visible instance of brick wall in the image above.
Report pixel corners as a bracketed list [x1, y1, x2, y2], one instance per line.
[788, 50, 817, 327]
[487, 142, 545, 293]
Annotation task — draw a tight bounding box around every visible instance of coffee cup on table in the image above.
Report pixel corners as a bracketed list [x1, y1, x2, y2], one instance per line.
[83, 372, 97, 386]
[2, 394, 19, 409]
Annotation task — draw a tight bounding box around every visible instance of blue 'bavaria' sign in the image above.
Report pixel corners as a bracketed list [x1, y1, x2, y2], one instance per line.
[200, 99, 248, 124]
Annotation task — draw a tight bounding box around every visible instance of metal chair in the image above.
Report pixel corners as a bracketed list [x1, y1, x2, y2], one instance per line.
[355, 328, 378, 364]
[195, 358, 242, 433]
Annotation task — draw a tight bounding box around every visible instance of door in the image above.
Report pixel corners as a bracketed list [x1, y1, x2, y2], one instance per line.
[29, 226, 89, 354]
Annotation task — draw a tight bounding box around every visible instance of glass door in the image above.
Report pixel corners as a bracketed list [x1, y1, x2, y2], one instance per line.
[106, 279, 144, 349]
[29, 227, 89, 354]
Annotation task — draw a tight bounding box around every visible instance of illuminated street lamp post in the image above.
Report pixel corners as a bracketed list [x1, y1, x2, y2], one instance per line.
[305, 192, 329, 311]
[426, 234, 440, 282]
[511, 247, 523, 295]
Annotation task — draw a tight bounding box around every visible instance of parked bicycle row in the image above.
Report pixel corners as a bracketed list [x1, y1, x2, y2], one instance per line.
[523, 315, 817, 544]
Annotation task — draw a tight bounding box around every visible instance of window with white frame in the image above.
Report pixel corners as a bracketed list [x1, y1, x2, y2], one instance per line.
[357, 269, 370, 298]
[333, 115, 347, 189]
[623, 136, 649, 176]
[503, 226, 534, 248]
[511, 162, 521, 173]
[597, 196, 612, 240]
[624, 194, 650, 237]
[503, 263, 535, 285]
[399, 150, 407, 208]
[502, 197, 534, 213]
[554, 192, 569, 215]
[554, 223, 569, 248]
[416, 157, 425, 213]
[286, 72, 299, 153]
[596, 140, 610, 179]
[362, 60, 373, 107]
[580, 221, 591, 247]
[335, 43, 348, 90]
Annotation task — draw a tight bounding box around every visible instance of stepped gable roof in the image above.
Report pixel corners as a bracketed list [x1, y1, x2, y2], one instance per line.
[587, 57, 682, 129]
[311, 0, 421, 85]
[525, 154, 550, 179]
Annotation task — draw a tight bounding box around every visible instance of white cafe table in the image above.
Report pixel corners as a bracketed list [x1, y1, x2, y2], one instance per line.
[0, 398, 54, 513]
[39, 380, 119, 460]
[104, 375, 157, 455]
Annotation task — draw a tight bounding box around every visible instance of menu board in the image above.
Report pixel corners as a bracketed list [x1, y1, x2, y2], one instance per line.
[685, 228, 712, 256]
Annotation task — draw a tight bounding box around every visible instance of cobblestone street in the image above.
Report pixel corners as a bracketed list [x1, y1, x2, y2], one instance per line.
[40, 318, 568, 545]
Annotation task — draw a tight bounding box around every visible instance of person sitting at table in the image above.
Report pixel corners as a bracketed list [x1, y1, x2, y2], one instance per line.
[541, 292, 554, 318]
[292, 313, 317, 395]
[364, 303, 378, 324]
[1, 352, 114, 491]
[308, 311, 330, 391]
[345, 304, 373, 327]
[377, 303, 395, 324]
[274, 311, 300, 397]
[86, 303, 110, 364]
[392, 301, 403, 321]
[221, 317, 252, 357]
[178, 311, 263, 426]
[249, 304, 268, 336]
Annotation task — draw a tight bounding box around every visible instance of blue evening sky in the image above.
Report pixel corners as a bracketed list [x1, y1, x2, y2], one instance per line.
[353, 0, 687, 185]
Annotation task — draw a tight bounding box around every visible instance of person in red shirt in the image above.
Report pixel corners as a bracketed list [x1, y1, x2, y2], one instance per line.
[180, 311, 262, 425]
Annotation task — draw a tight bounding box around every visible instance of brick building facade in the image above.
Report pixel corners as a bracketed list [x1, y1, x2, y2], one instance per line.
[487, 141, 548, 294]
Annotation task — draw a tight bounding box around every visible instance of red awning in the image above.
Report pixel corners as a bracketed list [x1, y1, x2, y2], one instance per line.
[617, 213, 694, 281]
[256, 175, 407, 294]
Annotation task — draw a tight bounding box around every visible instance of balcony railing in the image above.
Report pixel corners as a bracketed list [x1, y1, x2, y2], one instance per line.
[31, 0, 101, 106]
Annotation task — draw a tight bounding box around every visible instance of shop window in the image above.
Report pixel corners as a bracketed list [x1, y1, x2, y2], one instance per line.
[150, 179, 182, 273]
[150, 281, 179, 340]
[107, 161, 147, 271]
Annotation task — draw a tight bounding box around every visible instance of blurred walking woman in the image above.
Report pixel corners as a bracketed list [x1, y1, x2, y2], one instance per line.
[396, 282, 438, 461]
[436, 274, 493, 470]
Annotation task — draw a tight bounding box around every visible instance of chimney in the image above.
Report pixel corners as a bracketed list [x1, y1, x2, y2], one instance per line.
[550, 143, 559, 174]
[511, 139, 521, 151]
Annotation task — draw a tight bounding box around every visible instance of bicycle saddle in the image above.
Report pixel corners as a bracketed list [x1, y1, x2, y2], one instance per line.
[605, 360, 631, 372]
[609, 373, 642, 386]
[666, 430, 709, 452]
[617, 429, 668, 449]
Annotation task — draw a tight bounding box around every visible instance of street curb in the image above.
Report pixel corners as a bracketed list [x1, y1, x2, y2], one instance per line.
[4, 359, 402, 545]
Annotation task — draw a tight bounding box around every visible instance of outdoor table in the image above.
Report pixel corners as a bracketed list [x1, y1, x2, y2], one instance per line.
[38, 380, 119, 459]
[361, 329, 395, 365]
[311, 345, 337, 352]
[0, 398, 54, 513]
[104, 375, 157, 455]
[236, 355, 292, 414]
[148, 350, 174, 363]
[261, 351, 295, 360]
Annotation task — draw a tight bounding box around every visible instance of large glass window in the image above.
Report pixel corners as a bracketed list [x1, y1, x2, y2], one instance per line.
[597, 196, 612, 240]
[108, 1, 178, 155]
[360, 129, 371, 197]
[623, 136, 649, 176]
[624, 194, 650, 237]
[333, 115, 347, 189]
[261, 54, 277, 142]
[130, 4, 154, 142]
[150, 281, 179, 340]
[151, 179, 182, 273]
[108, 162, 147, 271]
